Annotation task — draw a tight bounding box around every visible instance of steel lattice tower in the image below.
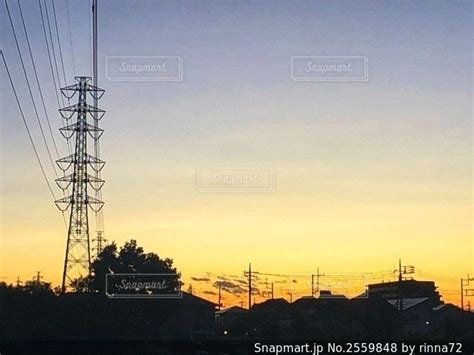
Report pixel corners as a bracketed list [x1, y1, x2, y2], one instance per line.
[55, 76, 105, 292]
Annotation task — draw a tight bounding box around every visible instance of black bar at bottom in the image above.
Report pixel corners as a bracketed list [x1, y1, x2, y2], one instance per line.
[1, 340, 474, 355]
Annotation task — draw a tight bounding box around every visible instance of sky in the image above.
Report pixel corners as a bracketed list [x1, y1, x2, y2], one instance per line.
[0, 0, 472, 306]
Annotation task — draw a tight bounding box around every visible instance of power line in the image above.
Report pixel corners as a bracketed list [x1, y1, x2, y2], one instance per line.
[252, 271, 292, 278]
[65, 0, 76, 76]
[51, 0, 67, 87]
[43, 0, 64, 106]
[252, 269, 396, 280]
[39, 0, 71, 154]
[417, 269, 459, 283]
[39, 0, 61, 108]
[5, 0, 59, 178]
[16, 0, 60, 159]
[1, 51, 57, 201]
[203, 265, 466, 306]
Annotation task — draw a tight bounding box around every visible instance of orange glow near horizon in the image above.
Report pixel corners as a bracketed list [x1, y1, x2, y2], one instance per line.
[1, 0, 472, 310]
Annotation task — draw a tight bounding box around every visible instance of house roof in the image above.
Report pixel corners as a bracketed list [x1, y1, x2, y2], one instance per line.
[433, 304, 447, 311]
[433, 303, 463, 313]
[179, 291, 217, 307]
[252, 298, 291, 311]
[386, 297, 429, 310]
[215, 305, 247, 315]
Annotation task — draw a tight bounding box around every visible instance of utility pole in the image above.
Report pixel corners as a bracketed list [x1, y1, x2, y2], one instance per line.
[311, 268, 325, 297]
[263, 279, 274, 299]
[248, 263, 252, 311]
[55, 77, 105, 292]
[36, 271, 42, 285]
[461, 277, 464, 310]
[461, 274, 474, 310]
[396, 259, 415, 311]
[397, 259, 402, 311]
[217, 282, 222, 310]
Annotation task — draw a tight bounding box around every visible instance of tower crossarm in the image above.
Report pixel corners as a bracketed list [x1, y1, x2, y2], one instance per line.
[55, 173, 105, 191]
[59, 103, 105, 121]
[56, 153, 105, 173]
[60, 76, 105, 100]
[59, 122, 104, 140]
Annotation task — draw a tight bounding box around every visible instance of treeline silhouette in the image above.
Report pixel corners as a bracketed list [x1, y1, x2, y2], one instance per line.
[1, 239, 473, 346]
[0, 239, 203, 343]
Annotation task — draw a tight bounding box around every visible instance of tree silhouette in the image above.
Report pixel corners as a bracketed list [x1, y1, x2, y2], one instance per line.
[23, 278, 53, 295]
[72, 239, 181, 294]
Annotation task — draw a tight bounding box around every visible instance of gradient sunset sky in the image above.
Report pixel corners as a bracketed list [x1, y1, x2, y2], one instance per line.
[1, 0, 472, 305]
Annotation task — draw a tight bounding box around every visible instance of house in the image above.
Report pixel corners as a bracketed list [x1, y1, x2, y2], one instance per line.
[431, 304, 474, 339]
[386, 297, 432, 338]
[252, 298, 293, 337]
[368, 280, 442, 307]
[292, 292, 347, 314]
[0, 289, 217, 341]
[291, 293, 351, 338]
[157, 291, 217, 340]
[215, 306, 247, 328]
[252, 298, 291, 313]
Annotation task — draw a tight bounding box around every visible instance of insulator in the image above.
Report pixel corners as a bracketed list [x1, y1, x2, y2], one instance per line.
[56, 161, 73, 172]
[54, 195, 73, 212]
[86, 106, 105, 120]
[60, 88, 77, 100]
[59, 105, 78, 120]
[87, 195, 104, 212]
[87, 84, 105, 100]
[87, 129, 104, 140]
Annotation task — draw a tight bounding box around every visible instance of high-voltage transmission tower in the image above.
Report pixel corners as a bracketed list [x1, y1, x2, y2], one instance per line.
[55, 76, 105, 292]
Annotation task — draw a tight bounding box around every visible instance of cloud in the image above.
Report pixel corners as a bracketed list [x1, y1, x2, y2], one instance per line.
[233, 278, 247, 285]
[213, 280, 246, 295]
[191, 276, 211, 282]
[205, 272, 232, 282]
